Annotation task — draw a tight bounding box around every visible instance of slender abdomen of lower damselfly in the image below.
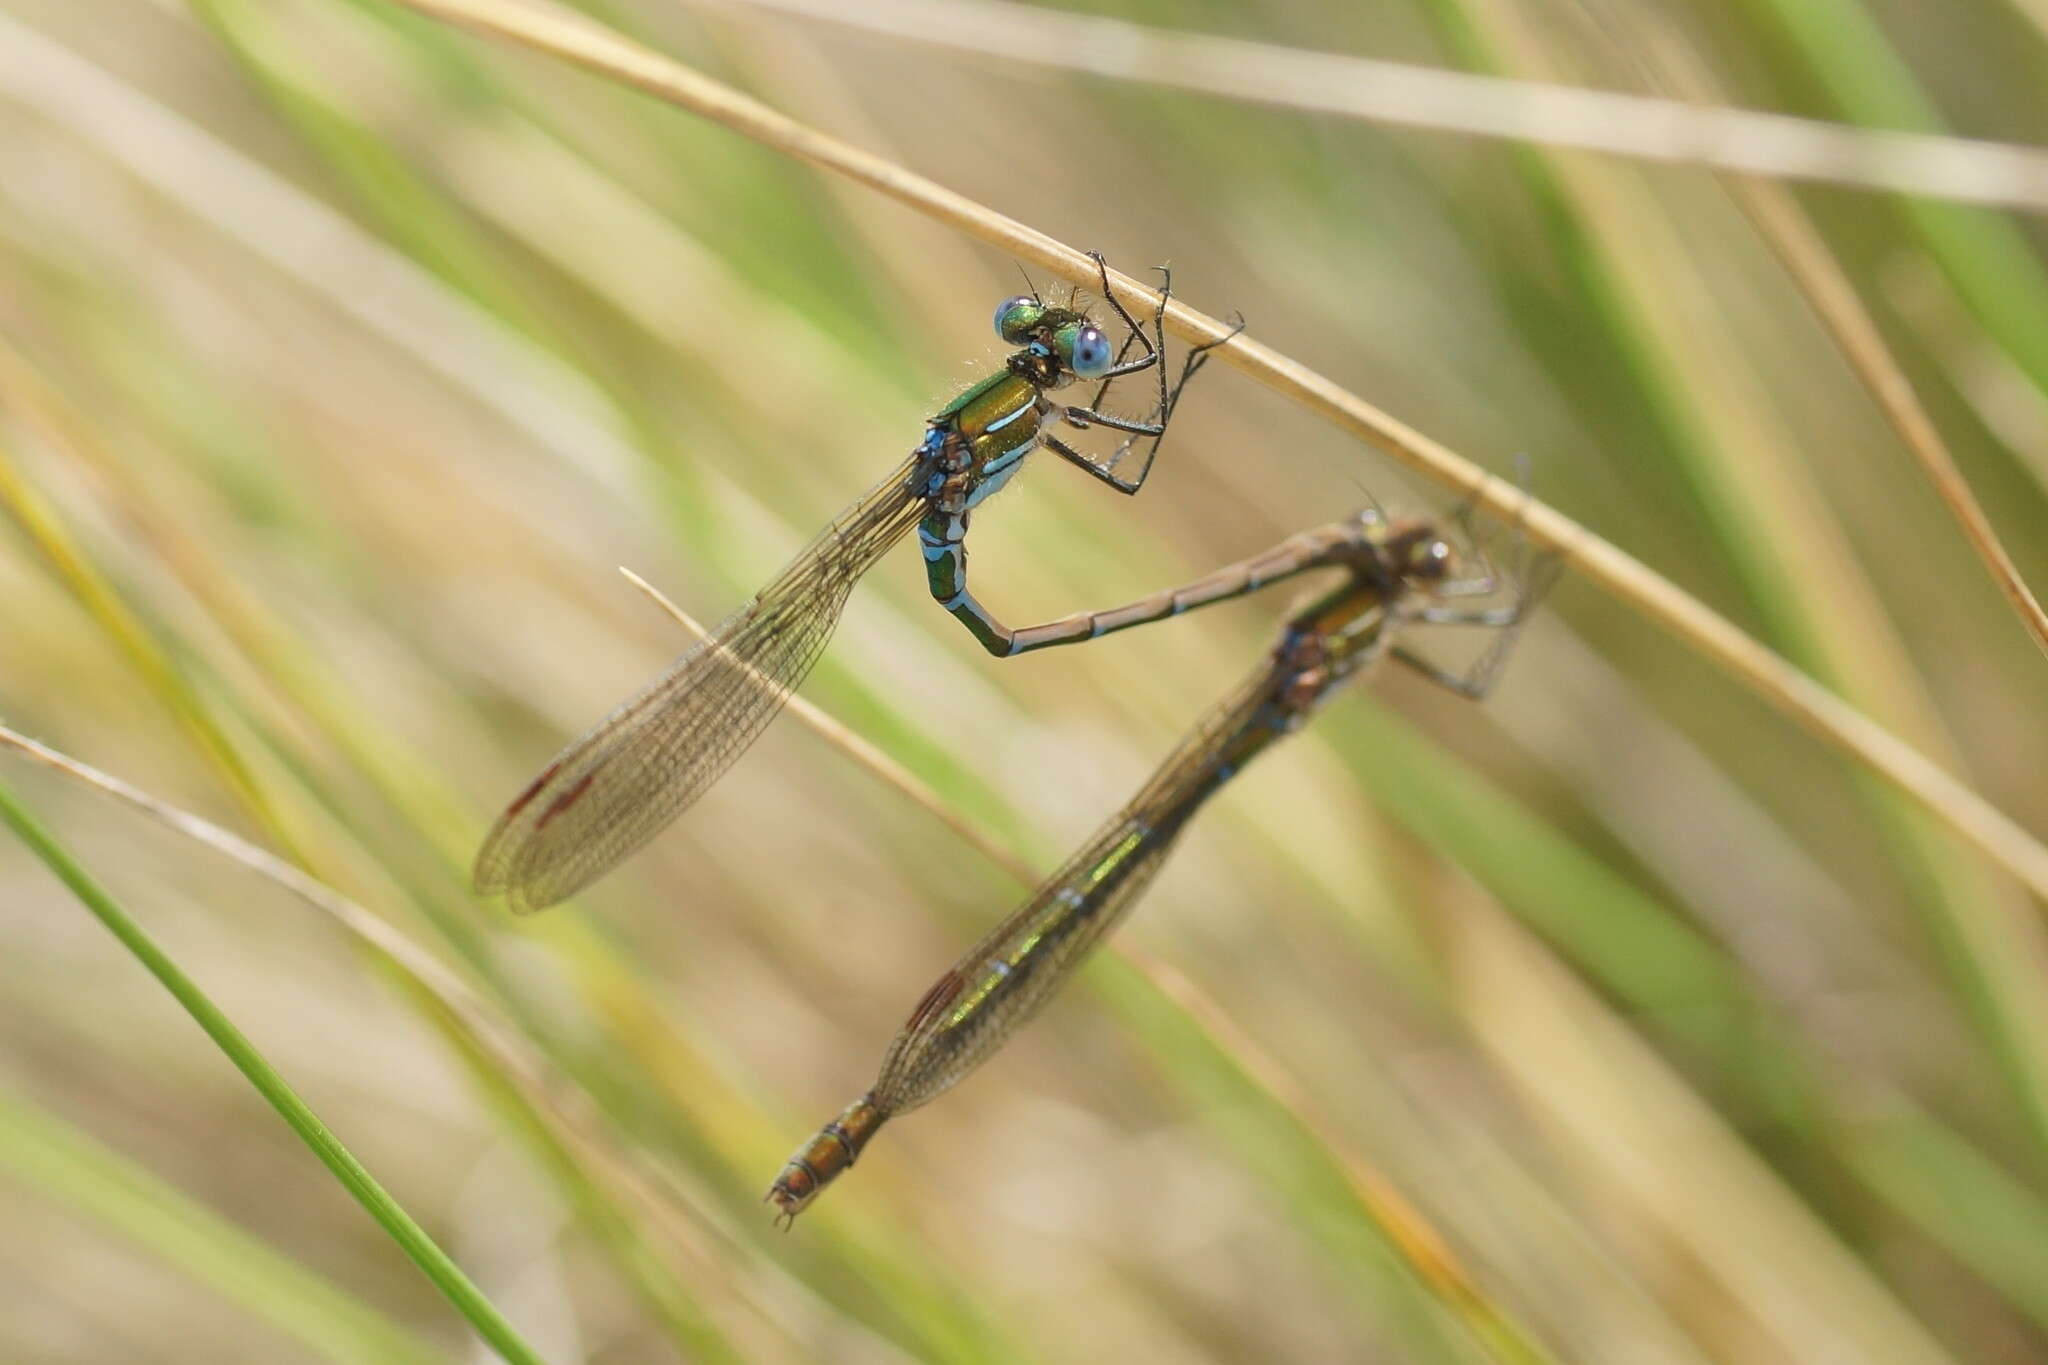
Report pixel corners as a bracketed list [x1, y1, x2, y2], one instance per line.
[767, 1096, 888, 1224]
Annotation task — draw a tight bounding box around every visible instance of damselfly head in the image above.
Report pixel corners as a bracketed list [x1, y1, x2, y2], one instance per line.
[1351, 503, 1389, 535]
[1064, 321, 1114, 379]
[993, 294, 1045, 343]
[996, 295, 1110, 384]
[1367, 518, 1458, 584]
[1404, 532, 1459, 583]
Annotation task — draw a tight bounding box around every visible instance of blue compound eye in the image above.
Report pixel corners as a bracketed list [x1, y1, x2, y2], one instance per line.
[1070, 325, 1113, 378]
[994, 295, 1039, 342]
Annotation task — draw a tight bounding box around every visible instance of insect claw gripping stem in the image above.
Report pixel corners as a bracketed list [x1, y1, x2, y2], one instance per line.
[1053, 254, 1187, 495]
[1102, 307, 1246, 485]
[1086, 252, 1165, 383]
[1394, 501, 1564, 701]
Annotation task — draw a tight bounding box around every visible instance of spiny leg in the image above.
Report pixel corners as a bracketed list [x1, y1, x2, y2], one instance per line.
[1073, 256, 1172, 468]
[1094, 301, 1148, 386]
[1390, 643, 1508, 701]
[1053, 313, 1245, 495]
[1439, 474, 1506, 598]
[1408, 603, 1526, 628]
[1391, 576, 1551, 700]
[1394, 546, 1564, 699]
[1114, 310, 1244, 471]
[1041, 429, 1150, 496]
[1382, 604, 1522, 702]
[1443, 454, 1546, 600]
[1057, 250, 1243, 494]
[1038, 256, 1166, 494]
[1084, 252, 1166, 387]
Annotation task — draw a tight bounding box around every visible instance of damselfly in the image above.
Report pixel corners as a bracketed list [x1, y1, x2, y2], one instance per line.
[477, 255, 1238, 913]
[767, 503, 1556, 1222]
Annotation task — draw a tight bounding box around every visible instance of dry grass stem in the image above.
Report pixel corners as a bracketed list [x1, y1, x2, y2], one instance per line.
[1141, 956, 1549, 1363]
[707, 0, 2048, 217]
[0, 722, 544, 1097]
[1456, 904, 1959, 1365]
[1631, 37, 2048, 660]
[388, 0, 2048, 915]
[1730, 177, 2048, 657]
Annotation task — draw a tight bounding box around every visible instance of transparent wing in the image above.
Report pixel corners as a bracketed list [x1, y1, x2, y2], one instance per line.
[872, 821, 1180, 1115]
[870, 668, 1277, 1114]
[476, 456, 926, 912]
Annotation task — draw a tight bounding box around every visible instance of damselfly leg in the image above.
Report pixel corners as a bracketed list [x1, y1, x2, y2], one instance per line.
[1049, 255, 1246, 496]
[1390, 471, 1561, 699]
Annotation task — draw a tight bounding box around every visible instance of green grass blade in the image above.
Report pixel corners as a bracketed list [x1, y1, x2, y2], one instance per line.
[0, 781, 547, 1365]
[1849, 1101, 2048, 1334]
[1733, 0, 2048, 398]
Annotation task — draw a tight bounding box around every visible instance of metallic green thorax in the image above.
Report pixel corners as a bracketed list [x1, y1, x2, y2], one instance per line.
[910, 282, 1181, 661]
[917, 364, 1060, 652]
[931, 368, 1020, 423]
[946, 371, 1047, 478]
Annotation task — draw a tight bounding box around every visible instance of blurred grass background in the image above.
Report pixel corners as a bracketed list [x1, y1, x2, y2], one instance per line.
[3, 0, 2048, 1360]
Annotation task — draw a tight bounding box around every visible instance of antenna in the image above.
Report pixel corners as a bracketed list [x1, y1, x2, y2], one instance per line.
[1013, 261, 1042, 306]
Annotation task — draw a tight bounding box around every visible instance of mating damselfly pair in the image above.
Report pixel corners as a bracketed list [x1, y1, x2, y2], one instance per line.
[472, 256, 1555, 1222]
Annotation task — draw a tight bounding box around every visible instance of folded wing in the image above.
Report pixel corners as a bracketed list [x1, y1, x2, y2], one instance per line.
[475, 456, 925, 912]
